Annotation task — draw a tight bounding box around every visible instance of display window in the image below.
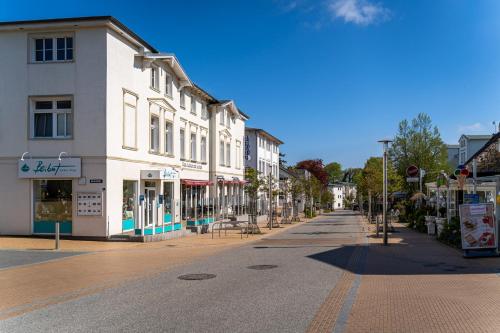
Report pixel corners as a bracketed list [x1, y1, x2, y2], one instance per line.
[33, 179, 72, 234]
[122, 180, 137, 231]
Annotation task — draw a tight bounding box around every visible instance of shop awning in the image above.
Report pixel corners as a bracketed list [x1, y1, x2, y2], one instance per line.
[181, 179, 213, 186]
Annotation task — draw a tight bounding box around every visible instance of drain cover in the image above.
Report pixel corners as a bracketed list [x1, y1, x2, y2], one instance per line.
[178, 273, 216, 280]
[247, 265, 278, 270]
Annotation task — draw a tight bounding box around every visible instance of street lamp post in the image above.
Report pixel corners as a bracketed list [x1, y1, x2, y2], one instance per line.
[378, 139, 392, 246]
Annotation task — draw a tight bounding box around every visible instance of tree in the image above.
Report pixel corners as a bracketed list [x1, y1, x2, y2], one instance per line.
[324, 162, 343, 183]
[357, 157, 402, 198]
[389, 113, 449, 192]
[279, 152, 287, 168]
[244, 168, 265, 214]
[296, 159, 329, 186]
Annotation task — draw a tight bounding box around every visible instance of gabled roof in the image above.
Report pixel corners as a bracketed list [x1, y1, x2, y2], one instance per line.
[446, 144, 459, 149]
[140, 52, 192, 88]
[245, 127, 284, 145]
[464, 132, 500, 166]
[212, 100, 249, 121]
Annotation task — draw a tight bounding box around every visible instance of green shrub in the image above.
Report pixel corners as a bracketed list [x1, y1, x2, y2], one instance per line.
[438, 216, 461, 248]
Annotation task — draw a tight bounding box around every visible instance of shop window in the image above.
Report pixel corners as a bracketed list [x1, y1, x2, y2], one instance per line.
[33, 180, 72, 234]
[31, 97, 73, 139]
[163, 182, 174, 223]
[122, 180, 137, 231]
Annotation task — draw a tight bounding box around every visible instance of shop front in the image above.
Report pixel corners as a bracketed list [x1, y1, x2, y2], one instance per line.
[132, 168, 181, 236]
[181, 179, 214, 228]
[18, 157, 82, 235]
[216, 176, 247, 218]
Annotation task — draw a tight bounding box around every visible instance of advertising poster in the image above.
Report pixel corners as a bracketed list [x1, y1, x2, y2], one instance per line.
[459, 203, 496, 250]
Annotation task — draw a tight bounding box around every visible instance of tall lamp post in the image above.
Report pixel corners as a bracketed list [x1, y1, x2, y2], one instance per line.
[378, 139, 393, 246]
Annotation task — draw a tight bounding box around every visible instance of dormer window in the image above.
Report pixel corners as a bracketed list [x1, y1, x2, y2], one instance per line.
[165, 73, 173, 97]
[191, 96, 197, 115]
[32, 35, 73, 62]
[180, 90, 186, 108]
[150, 65, 159, 90]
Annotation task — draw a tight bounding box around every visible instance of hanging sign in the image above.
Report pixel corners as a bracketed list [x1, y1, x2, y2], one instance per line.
[18, 158, 81, 178]
[459, 203, 496, 250]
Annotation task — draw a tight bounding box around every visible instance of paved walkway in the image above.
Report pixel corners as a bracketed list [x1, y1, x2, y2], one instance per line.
[344, 220, 500, 333]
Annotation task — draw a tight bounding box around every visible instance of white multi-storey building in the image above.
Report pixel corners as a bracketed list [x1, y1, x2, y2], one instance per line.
[0, 16, 247, 238]
[244, 127, 283, 214]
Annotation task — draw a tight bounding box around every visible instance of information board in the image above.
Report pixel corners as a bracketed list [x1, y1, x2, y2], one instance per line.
[77, 192, 103, 216]
[459, 203, 496, 250]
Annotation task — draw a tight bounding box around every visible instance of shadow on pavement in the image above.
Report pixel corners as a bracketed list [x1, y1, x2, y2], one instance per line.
[307, 225, 500, 276]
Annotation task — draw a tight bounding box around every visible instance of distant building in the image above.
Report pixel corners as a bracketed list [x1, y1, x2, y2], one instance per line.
[464, 132, 500, 177]
[244, 127, 283, 214]
[458, 135, 492, 165]
[446, 144, 459, 168]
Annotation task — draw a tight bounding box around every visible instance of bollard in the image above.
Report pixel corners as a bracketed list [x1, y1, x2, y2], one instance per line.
[55, 221, 60, 250]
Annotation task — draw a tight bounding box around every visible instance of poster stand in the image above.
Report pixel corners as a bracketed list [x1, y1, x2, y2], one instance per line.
[459, 203, 499, 258]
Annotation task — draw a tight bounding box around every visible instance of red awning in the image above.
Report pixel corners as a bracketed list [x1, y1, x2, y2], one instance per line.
[181, 179, 213, 186]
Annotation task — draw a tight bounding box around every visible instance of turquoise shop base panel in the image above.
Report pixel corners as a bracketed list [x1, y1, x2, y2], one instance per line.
[34, 221, 72, 234]
[122, 218, 135, 231]
[134, 223, 181, 236]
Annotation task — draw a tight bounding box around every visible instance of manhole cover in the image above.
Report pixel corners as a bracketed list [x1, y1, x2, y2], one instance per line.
[178, 273, 216, 280]
[253, 246, 269, 249]
[247, 265, 278, 270]
[443, 268, 457, 272]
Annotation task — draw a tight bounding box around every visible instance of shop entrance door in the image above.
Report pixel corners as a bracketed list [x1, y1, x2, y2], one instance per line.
[144, 187, 156, 227]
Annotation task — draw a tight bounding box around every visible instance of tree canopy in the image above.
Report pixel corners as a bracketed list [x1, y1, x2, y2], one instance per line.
[324, 162, 343, 183]
[389, 113, 449, 191]
[296, 159, 329, 186]
[355, 157, 402, 197]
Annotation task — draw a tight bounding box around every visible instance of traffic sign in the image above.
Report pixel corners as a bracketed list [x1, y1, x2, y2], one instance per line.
[406, 177, 419, 183]
[406, 165, 419, 177]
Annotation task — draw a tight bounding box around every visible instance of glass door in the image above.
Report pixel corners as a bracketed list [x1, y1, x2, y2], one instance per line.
[144, 188, 156, 227]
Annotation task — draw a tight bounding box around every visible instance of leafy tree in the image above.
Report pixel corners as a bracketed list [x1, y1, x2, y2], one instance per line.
[279, 152, 287, 168]
[296, 159, 329, 186]
[357, 157, 402, 198]
[389, 113, 449, 191]
[324, 162, 343, 183]
[244, 168, 265, 214]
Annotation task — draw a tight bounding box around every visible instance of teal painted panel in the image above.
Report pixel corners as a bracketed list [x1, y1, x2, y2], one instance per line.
[34, 221, 72, 234]
[164, 214, 172, 223]
[122, 218, 135, 231]
[174, 223, 182, 231]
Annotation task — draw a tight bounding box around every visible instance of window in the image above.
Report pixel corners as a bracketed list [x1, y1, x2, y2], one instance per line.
[201, 103, 208, 120]
[165, 73, 173, 97]
[180, 128, 185, 159]
[201, 136, 207, 163]
[150, 116, 159, 152]
[165, 122, 173, 155]
[226, 142, 231, 167]
[236, 141, 241, 169]
[31, 97, 72, 138]
[219, 141, 225, 166]
[33, 180, 72, 233]
[123, 91, 137, 149]
[226, 112, 231, 128]
[150, 66, 159, 90]
[190, 133, 197, 161]
[34, 36, 73, 62]
[191, 96, 197, 115]
[122, 181, 137, 230]
[180, 90, 186, 108]
[220, 109, 225, 125]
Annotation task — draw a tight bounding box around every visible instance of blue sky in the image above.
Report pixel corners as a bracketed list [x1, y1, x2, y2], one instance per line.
[2, 0, 500, 168]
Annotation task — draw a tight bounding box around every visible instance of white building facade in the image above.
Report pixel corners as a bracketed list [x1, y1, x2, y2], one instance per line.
[244, 127, 283, 214]
[0, 16, 247, 237]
